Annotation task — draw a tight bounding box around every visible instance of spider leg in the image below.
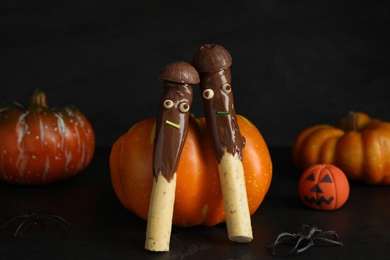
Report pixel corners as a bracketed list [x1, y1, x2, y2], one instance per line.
[268, 232, 299, 248]
[1, 214, 30, 230]
[13, 219, 35, 237]
[279, 236, 312, 257]
[320, 230, 340, 239]
[295, 239, 315, 254]
[312, 229, 343, 244]
[42, 215, 71, 232]
[269, 234, 310, 257]
[314, 237, 344, 246]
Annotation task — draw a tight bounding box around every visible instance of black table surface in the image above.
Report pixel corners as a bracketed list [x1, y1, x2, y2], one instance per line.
[1, 146, 389, 260]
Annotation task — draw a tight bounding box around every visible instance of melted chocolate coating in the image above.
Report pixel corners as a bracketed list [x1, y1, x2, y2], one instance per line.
[199, 68, 246, 163]
[153, 82, 193, 181]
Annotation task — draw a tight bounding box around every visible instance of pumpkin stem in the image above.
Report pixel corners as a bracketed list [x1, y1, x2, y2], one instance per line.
[28, 89, 48, 110]
[346, 111, 359, 131]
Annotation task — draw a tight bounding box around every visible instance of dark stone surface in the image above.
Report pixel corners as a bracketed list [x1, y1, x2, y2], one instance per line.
[1, 147, 389, 259]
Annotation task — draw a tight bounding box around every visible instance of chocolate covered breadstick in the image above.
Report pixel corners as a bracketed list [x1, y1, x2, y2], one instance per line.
[193, 44, 252, 242]
[145, 61, 198, 252]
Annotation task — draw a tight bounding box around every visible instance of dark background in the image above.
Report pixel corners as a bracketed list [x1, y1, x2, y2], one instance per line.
[1, 0, 390, 148]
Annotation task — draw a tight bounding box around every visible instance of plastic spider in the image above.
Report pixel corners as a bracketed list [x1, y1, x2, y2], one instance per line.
[268, 224, 343, 257]
[1, 210, 70, 237]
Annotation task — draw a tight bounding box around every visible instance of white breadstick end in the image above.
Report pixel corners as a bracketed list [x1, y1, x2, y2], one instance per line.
[218, 152, 253, 242]
[145, 173, 176, 252]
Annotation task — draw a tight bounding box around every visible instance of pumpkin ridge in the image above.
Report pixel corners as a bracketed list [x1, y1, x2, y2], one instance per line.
[297, 126, 344, 169]
[362, 130, 388, 184]
[319, 135, 342, 164]
[335, 131, 363, 181]
[292, 125, 335, 167]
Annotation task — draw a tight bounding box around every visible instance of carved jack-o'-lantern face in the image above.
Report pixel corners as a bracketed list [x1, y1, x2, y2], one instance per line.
[298, 164, 350, 210]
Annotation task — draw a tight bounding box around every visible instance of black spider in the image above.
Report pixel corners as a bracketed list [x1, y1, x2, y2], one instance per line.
[268, 224, 343, 257]
[1, 210, 70, 237]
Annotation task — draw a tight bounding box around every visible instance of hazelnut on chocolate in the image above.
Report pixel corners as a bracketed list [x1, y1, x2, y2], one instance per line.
[192, 44, 232, 73]
[159, 61, 200, 84]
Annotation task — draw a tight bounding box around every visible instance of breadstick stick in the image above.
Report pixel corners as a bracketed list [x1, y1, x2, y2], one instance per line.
[144, 61, 198, 251]
[218, 151, 252, 242]
[193, 44, 253, 242]
[145, 172, 176, 251]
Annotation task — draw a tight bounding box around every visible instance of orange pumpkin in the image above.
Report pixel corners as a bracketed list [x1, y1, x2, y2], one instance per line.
[110, 115, 272, 227]
[0, 89, 95, 185]
[298, 164, 349, 210]
[292, 112, 390, 185]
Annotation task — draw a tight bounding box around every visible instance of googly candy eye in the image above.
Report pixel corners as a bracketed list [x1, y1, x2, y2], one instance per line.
[179, 102, 190, 113]
[163, 99, 174, 109]
[221, 83, 231, 94]
[203, 89, 214, 100]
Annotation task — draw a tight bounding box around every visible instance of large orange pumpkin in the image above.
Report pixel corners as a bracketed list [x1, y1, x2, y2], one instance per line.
[292, 111, 390, 185]
[110, 115, 272, 227]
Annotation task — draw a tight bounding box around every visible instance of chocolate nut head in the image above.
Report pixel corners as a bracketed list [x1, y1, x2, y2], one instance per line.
[192, 44, 232, 73]
[158, 61, 200, 84]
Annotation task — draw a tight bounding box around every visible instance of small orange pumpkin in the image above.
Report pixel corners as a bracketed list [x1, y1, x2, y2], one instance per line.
[292, 111, 390, 184]
[298, 164, 349, 210]
[0, 89, 95, 185]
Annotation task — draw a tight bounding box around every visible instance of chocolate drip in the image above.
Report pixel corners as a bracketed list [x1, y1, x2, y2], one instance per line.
[153, 82, 193, 181]
[193, 44, 245, 163]
[199, 69, 246, 163]
[153, 61, 198, 182]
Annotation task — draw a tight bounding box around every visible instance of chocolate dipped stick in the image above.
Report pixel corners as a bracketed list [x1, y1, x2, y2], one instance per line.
[193, 44, 252, 243]
[145, 61, 198, 252]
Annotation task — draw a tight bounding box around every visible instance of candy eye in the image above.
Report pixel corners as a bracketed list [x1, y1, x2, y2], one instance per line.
[221, 83, 231, 94]
[203, 89, 214, 100]
[179, 102, 190, 113]
[163, 99, 174, 109]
